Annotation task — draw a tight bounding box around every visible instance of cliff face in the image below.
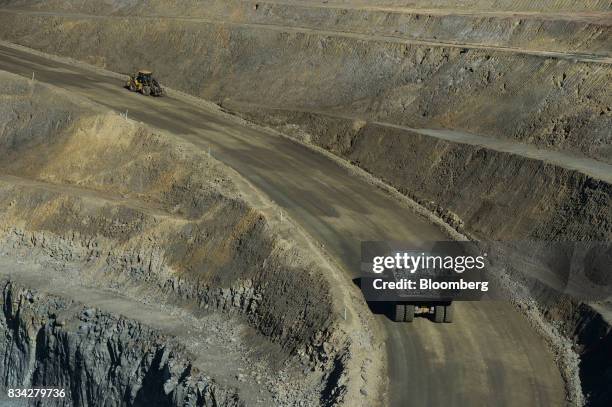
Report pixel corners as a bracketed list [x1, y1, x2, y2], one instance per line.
[558, 303, 612, 407]
[0, 280, 242, 407]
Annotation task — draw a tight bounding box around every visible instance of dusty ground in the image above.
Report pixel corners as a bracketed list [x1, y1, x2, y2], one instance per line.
[0, 0, 609, 406]
[0, 1, 609, 162]
[0, 43, 570, 407]
[0, 71, 385, 406]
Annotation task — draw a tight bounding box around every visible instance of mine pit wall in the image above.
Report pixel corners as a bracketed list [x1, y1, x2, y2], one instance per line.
[0, 75, 343, 395]
[496, 253, 612, 406]
[0, 3, 610, 402]
[578, 308, 612, 407]
[0, 280, 242, 407]
[0, 189, 334, 358]
[1, 0, 610, 56]
[2, 0, 611, 13]
[238, 108, 612, 405]
[548, 301, 612, 406]
[238, 109, 612, 242]
[211, 4, 612, 56]
[0, 11, 610, 162]
[253, 0, 612, 11]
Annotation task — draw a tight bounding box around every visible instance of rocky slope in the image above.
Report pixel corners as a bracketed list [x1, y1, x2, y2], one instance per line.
[0, 1, 609, 161]
[2, 0, 610, 57]
[0, 278, 242, 407]
[237, 110, 611, 241]
[0, 71, 381, 406]
[0, 1, 609, 405]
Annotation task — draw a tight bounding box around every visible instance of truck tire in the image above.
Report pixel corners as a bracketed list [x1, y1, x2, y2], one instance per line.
[404, 305, 415, 322]
[142, 86, 151, 96]
[434, 305, 444, 323]
[444, 305, 454, 323]
[393, 304, 405, 322]
[128, 82, 136, 92]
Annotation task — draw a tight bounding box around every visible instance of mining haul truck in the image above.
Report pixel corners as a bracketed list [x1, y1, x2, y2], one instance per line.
[392, 301, 453, 323]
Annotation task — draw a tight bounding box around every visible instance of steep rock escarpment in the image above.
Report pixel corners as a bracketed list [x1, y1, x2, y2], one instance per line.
[0, 280, 242, 407]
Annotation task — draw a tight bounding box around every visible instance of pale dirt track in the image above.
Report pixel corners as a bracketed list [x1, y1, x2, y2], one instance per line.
[260, 0, 612, 21]
[224, 101, 612, 184]
[0, 9, 610, 63]
[0, 44, 565, 407]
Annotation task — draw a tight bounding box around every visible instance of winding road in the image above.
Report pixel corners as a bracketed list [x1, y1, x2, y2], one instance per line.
[0, 43, 565, 406]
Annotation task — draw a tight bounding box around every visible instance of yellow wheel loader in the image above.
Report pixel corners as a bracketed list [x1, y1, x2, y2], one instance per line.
[125, 70, 164, 97]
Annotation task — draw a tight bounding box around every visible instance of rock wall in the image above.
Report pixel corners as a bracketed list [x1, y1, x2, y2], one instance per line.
[566, 304, 612, 406]
[0, 280, 242, 407]
[2, 0, 610, 14]
[0, 7, 609, 161]
[261, 0, 612, 11]
[2, 0, 610, 56]
[0, 74, 337, 356]
[239, 109, 611, 241]
[0, 72, 356, 405]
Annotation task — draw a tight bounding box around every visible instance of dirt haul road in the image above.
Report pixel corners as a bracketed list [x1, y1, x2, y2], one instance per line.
[0, 43, 565, 407]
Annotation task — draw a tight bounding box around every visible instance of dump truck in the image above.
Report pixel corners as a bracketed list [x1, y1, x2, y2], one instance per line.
[387, 261, 455, 323]
[392, 301, 453, 323]
[360, 242, 480, 324]
[125, 70, 164, 96]
[360, 255, 456, 323]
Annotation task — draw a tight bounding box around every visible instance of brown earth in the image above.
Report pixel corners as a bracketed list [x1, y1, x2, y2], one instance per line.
[0, 71, 384, 406]
[236, 108, 611, 241]
[0, 2, 610, 162]
[0, 1, 609, 406]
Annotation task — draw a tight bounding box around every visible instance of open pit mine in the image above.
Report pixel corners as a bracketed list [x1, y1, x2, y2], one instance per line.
[0, 1, 609, 406]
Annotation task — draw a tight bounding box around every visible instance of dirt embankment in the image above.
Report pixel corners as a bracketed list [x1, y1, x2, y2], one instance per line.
[2, 0, 610, 56]
[238, 110, 612, 241]
[255, 0, 612, 12]
[548, 302, 612, 406]
[0, 72, 382, 406]
[0, 2, 609, 404]
[0, 3, 609, 162]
